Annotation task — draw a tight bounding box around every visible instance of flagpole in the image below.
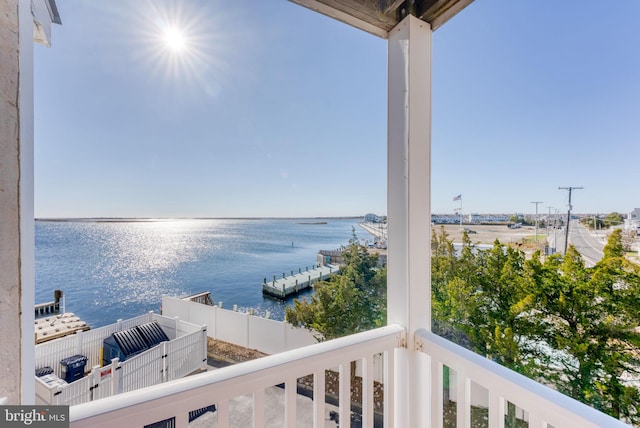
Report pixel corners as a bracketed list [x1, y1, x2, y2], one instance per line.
[453, 194, 463, 226]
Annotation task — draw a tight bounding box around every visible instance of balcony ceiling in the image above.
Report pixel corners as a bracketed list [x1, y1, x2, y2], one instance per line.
[289, 0, 474, 38]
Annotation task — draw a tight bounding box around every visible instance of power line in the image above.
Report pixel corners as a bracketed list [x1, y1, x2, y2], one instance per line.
[558, 186, 583, 254]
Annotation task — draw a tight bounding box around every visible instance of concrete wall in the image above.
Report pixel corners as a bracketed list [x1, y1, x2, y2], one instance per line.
[0, 0, 22, 404]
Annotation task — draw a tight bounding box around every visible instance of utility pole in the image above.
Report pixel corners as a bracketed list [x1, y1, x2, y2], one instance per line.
[531, 201, 543, 245]
[546, 206, 553, 253]
[553, 208, 559, 254]
[559, 186, 583, 254]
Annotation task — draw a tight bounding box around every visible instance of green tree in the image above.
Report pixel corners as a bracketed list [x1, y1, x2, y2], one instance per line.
[530, 234, 640, 422]
[509, 214, 532, 225]
[432, 230, 539, 374]
[470, 242, 539, 374]
[581, 216, 605, 231]
[285, 239, 386, 340]
[603, 228, 625, 259]
[288, 223, 640, 423]
[431, 227, 478, 348]
[431, 228, 640, 423]
[604, 212, 625, 227]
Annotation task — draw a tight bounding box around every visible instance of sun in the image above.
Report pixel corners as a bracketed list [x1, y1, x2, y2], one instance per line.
[163, 28, 186, 52]
[134, 2, 233, 91]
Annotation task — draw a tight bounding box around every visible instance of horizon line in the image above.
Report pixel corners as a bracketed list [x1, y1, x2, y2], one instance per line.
[35, 216, 366, 222]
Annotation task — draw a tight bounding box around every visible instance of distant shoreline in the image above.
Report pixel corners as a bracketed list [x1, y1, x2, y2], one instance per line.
[35, 216, 364, 223]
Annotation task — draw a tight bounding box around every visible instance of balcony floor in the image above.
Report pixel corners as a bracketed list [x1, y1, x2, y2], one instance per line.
[189, 385, 342, 427]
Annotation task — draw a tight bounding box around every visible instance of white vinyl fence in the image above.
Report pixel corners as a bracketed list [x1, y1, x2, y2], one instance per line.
[35, 312, 206, 406]
[161, 296, 318, 354]
[162, 296, 386, 382]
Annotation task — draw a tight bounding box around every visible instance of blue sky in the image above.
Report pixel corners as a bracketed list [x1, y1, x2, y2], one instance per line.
[34, 1, 639, 218]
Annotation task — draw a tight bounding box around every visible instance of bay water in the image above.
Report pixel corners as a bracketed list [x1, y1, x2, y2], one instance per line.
[35, 218, 370, 328]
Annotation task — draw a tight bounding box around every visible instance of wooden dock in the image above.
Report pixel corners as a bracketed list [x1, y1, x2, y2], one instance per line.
[35, 289, 64, 318]
[35, 290, 90, 344]
[262, 264, 340, 299]
[35, 312, 90, 344]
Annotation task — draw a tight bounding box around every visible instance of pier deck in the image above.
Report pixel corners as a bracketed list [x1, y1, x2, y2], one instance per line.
[35, 313, 89, 344]
[262, 264, 340, 299]
[35, 289, 90, 343]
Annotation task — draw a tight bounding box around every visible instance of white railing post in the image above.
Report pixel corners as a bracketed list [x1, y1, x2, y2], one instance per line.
[89, 366, 100, 402]
[528, 413, 544, 428]
[338, 362, 351, 427]
[387, 14, 433, 428]
[488, 392, 505, 428]
[285, 378, 297, 428]
[313, 370, 325, 428]
[201, 325, 207, 371]
[162, 342, 168, 383]
[175, 413, 189, 428]
[362, 355, 374, 428]
[110, 358, 120, 396]
[431, 357, 443, 428]
[253, 389, 265, 428]
[384, 349, 395, 427]
[217, 399, 230, 427]
[456, 367, 471, 428]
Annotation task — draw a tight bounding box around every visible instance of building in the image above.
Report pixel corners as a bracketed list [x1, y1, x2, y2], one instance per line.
[625, 208, 640, 235]
[431, 214, 511, 225]
[317, 249, 344, 266]
[1, 1, 632, 427]
[365, 213, 384, 223]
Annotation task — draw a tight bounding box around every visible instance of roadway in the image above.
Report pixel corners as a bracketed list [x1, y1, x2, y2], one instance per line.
[557, 220, 605, 266]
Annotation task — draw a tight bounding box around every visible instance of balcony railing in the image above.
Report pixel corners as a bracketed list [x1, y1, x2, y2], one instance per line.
[417, 329, 630, 428]
[69, 324, 630, 428]
[70, 324, 405, 428]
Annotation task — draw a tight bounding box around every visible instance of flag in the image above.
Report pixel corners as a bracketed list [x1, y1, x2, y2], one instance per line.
[453, 194, 462, 201]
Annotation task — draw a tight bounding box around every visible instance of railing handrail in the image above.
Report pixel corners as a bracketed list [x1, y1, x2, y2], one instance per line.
[416, 328, 631, 428]
[70, 323, 405, 427]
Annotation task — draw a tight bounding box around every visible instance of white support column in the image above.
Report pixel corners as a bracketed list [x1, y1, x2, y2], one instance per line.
[387, 14, 432, 428]
[1, 0, 57, 406]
